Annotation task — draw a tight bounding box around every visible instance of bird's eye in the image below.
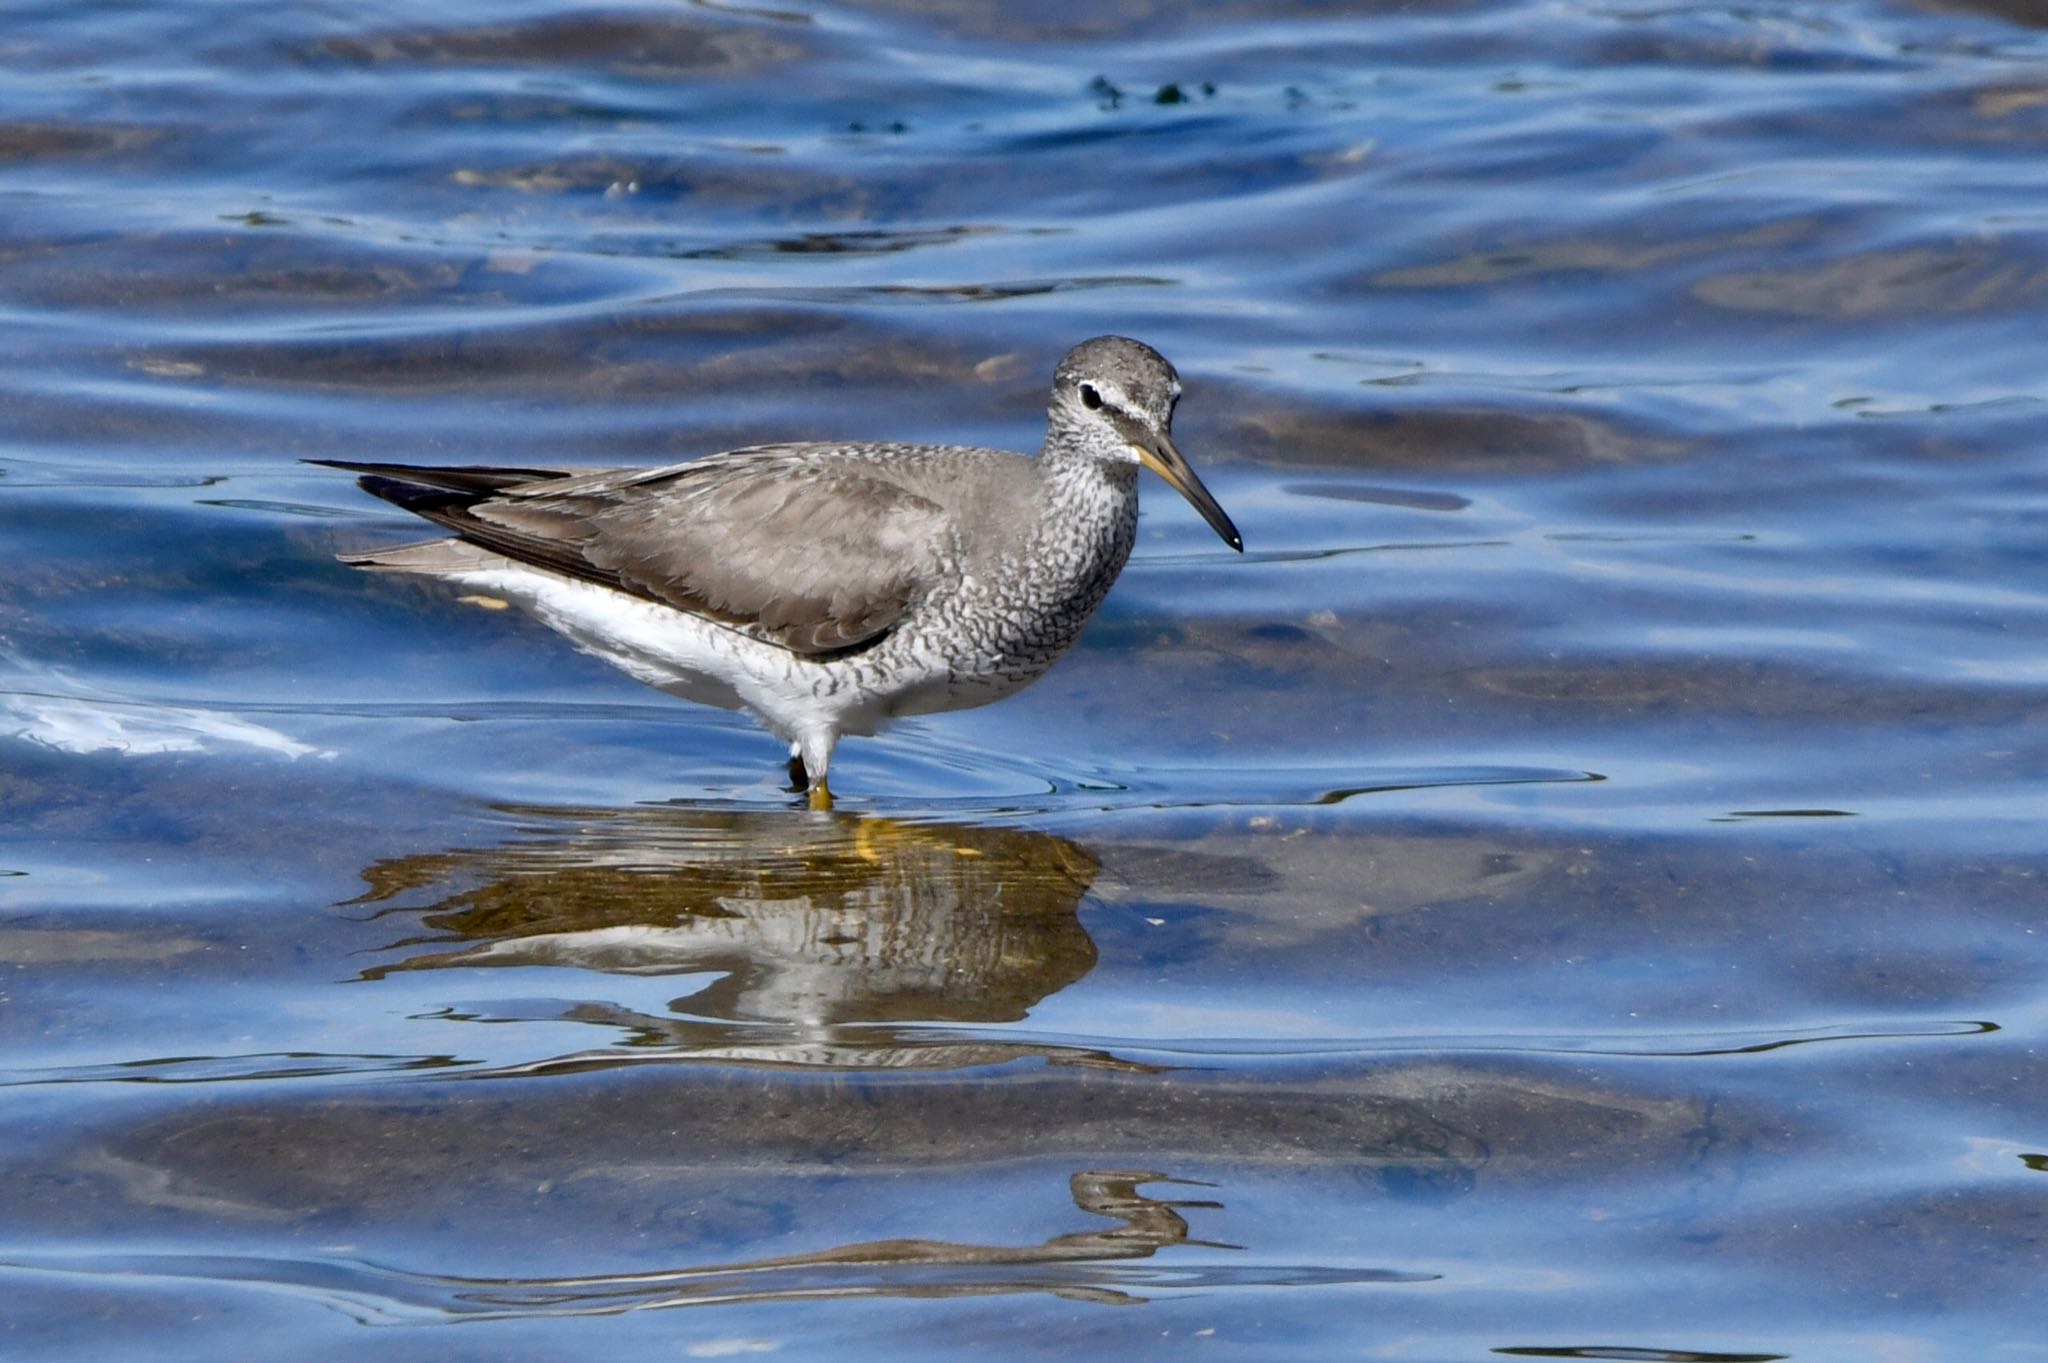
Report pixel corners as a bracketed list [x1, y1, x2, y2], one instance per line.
[1079, 383, 1103, 410]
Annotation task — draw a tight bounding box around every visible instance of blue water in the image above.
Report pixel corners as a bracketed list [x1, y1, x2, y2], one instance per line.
[5, 0, 2048, 1358]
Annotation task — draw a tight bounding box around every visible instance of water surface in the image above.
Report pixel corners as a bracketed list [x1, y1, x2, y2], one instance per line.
[4, 1, 2048, 1358]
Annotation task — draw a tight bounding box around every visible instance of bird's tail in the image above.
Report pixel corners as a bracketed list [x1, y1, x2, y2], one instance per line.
[310, 459, 574, 571]
[304, 459, 563, 499]
[333, 538, 499, 574]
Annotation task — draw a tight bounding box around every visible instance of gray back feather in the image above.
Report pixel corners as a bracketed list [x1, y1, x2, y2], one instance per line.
[355, 447, 977, 658]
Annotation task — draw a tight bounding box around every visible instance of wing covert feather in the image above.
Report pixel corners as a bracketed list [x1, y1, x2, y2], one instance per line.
[462, 449, 957, 657]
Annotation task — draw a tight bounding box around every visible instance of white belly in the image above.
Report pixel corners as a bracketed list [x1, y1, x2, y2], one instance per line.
[452, 564, 918, 744]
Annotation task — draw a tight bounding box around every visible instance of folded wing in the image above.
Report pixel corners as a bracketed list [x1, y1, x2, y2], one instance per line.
[318, 451, 955, 658]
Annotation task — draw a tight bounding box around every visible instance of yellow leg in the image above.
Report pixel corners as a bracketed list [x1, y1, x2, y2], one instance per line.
[806, 776, 834, 812]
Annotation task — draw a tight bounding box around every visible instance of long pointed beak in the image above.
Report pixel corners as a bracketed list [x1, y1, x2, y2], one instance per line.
[1131, 429, 1243, 552]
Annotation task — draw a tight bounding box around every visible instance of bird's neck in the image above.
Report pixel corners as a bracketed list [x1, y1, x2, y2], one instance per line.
[1031, 442, 1140, 601]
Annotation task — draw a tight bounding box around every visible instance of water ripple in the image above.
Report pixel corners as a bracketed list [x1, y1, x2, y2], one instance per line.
[0, 1169, 1428, 1320]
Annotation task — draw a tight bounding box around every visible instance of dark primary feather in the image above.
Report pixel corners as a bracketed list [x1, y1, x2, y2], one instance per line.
[317, 453, 956, 659]
[304, 458, 570, 496]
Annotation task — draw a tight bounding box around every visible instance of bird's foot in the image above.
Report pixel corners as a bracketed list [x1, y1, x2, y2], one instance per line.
[786, 753, 808, 792]
[806, 777, 834, 812]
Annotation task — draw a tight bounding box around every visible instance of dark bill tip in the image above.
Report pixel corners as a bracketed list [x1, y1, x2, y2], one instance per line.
[1134, 433, 1243, 553]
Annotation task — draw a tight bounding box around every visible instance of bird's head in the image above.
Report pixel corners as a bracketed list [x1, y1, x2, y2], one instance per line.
[1049, 335, 1242, 552]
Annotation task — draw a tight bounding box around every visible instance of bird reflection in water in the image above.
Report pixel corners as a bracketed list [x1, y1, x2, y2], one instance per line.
[347, 804, 1152, 1073]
